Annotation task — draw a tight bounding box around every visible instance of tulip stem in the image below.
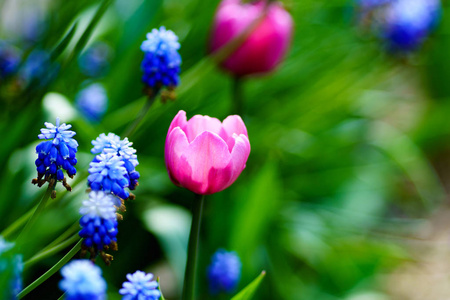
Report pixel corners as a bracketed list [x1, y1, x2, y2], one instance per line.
[182, 194, 205, 300]
[232, 76, 244, 115]
[123, 91, 158, 138]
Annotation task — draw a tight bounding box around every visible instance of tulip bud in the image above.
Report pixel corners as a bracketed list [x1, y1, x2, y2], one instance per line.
[209, 0, 293, 77]
[165, 110, 251, 195]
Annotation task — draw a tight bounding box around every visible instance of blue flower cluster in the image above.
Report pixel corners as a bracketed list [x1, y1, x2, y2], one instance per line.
[0, 41, 21, 79]
[382, 0, 441, 52]
[78, 191, 118, 264]
[356, 0, 441, 52]
[119, 271, 161, 300]
[207, 249, 242, 295]
[33, 118, 78, 195]
[0, 237, 22, 300]
[78, 42, 112, 78]
[76, 83, 108, 123]
[59, 260, 107, 300]
[19, 49, 58, 87]
[141, 26, 181, 93]
[89, 133, 140, 200]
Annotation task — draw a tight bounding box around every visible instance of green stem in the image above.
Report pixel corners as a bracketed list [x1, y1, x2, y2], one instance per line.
[57, 293, 65, 300]
[16, 186, 53, 247]
[182, 194, 205, 300]
[123, 93, 158, 138]
[232, 76, 244, 115]
[18, 239, 83, 299]
[24, 233, 80, 268]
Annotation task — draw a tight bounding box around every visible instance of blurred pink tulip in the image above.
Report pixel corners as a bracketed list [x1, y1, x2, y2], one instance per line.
[165, 110, 251, 195]
[209, 0, 293, 77]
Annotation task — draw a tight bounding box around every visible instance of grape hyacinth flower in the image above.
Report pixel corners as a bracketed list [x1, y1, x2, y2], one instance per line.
[0, 237, 22, 300]
[207, 249, 241, 295]
[209, 0, 293, 77]
[356, 0, 441, 52]
[78, 191, 118, 264]
[0, 41, 21, 79]
[19, 49, 58, 87]
[165, 110, 250, 195]
[32, 118, 78, 197]
[88, 153, 130, 201]
[91, 133, 140, 192]
[78, 42, 112, 78]
[76, 83, 108, 122]
[119, 271, 161, 300]
[141, 26, 181, 99]
[59, 260, 107, 300]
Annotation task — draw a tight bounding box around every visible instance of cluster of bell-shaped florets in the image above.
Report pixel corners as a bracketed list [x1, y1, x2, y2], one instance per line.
[79, 191, 119, 265]
[119, 271, 161, 300]
[32, 118, 78, 197]
[88, 133, 140, 202]
[141, 26, 181, 99]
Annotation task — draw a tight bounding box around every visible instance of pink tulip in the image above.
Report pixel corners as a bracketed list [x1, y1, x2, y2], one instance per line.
[165, 110, 251, 195]
[209, 0, 293, 77]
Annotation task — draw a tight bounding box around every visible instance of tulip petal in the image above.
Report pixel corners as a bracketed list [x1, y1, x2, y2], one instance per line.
[220, 115, 248, 151]
[179, 131, 232, 194]
[185, 115, 223, 143]
[167, 110, 188, 138]
[228, 133, 251, 185]
[165, 127, 189, 186]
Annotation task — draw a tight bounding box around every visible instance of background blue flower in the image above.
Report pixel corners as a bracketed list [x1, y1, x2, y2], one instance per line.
[119, 271, 161, 300]
[59, 260, 106, 300]
[76, 83, 108, 123]
[207, 249, 241, 295]
[0, 237, 22, 300]
[78, 42, 112, 78]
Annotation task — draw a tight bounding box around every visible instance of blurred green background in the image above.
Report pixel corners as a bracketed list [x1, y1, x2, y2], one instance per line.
[1, 0, 450, 299]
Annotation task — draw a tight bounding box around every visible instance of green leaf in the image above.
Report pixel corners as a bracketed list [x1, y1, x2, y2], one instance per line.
[157, 277, 166, 300]
[231, 271, 266, 300]
[49, 22, 78, 61]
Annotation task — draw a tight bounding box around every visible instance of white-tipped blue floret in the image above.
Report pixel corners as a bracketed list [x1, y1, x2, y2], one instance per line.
[59, 260, 106, 300]
[103, 137, 139, 167]
[91, 133, 121, 154]
[119, 271, 161, 300]
[79, 191, 118, 220]
[38, 117, 78, 148]
[141, 26, 180, 55]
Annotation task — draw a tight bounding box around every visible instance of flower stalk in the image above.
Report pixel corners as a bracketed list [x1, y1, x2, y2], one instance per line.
[123, 92, 158, 138]
[18, 239, 83, 299]
[16, 185, 54, 248]
[182, 194, 205, 300]
[232, 76, 244, 115]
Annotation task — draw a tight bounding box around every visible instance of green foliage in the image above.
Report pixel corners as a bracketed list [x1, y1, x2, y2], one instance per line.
[231, 271, 266, 300]
[0, 0, 449, 299]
